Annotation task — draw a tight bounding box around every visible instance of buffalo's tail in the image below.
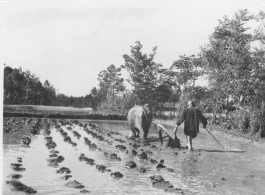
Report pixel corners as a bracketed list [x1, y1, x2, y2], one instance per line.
[141, 107, 152, 140]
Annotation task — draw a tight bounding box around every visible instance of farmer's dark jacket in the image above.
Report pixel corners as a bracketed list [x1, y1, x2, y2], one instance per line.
[177, 107, 207, 134]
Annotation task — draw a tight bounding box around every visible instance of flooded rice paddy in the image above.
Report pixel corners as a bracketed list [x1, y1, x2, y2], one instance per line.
[3, 119, 265, 195]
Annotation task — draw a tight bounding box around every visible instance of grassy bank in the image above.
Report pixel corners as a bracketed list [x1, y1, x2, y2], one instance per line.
[3, 105, 126, 121]
[4, 105, 93, 113]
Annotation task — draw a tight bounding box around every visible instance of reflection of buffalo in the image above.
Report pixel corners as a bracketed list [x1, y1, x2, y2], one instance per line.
[127, 104, 152, 140]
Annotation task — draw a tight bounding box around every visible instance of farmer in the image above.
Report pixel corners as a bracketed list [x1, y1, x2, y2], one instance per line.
[174, 100, 207, 151]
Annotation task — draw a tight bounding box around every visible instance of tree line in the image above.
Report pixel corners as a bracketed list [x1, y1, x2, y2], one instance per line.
[3, 66, 99, 109]
[4, 66, 55, 105]
[3, 10, 265, 137]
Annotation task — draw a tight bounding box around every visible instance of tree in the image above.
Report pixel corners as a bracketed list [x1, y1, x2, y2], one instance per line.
[153, 82, 173, 109]
[249, 11, 265, 137]
[55, 93, 68, 106]
[168, 54, 204, 118]
[122, 41, 161, 105]
[249, 60, 265, 137]
[23, 70, 44, 105]
[4, 66, 14, 104]
[201, 10, 255, 123]
[90, 87, 98, 97]
[88, 87, 100, 110]
[199, 9, 265, 137]
[42, 80, 56, 105]
[170, 55, 204, 96]
[120, 90, 136, 113]
[97, 64, 125, 109]
[4, 66, 54, 106]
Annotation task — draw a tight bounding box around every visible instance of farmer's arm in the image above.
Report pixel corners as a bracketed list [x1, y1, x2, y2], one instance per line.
[174, 110, 186, 132]
[198, 110, 207, 128]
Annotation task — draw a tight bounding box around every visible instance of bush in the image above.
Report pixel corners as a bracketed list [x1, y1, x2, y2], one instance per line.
[250, 110, 261, 133]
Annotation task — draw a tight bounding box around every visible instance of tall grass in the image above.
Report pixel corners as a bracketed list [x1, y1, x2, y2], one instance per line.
[4, 105, 93, 113]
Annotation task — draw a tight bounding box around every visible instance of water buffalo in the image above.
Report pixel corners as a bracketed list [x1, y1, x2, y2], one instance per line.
[127, 104, 152, 140]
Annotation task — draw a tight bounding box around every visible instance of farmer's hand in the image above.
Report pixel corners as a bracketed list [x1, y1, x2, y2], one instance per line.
[174, 125, 179, 133]
[203, 125, 207, 129]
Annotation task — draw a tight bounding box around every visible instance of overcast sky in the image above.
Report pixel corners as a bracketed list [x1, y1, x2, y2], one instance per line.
[1, 0, 264, 97]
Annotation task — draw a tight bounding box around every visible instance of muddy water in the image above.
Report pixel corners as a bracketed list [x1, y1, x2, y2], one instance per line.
[3, 120, 265, 195]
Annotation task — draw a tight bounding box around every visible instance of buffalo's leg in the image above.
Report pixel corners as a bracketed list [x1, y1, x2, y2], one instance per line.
[134, 127, 140, 138]
[128, 129, 136, 138]
[129, 127, 140, 138]
[128, 131, 133, 138]
[143, 131, 148, 140]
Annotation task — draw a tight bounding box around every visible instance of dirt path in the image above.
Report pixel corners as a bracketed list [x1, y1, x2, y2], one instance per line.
[152, 119, 265, 194]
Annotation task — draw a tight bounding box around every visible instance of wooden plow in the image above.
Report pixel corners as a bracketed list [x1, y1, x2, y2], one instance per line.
[156, 123, 181, 148]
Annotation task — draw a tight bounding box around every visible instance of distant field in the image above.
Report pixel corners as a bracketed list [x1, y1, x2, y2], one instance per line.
[4, 105, 93, 113]
[3, 105, 126, 120]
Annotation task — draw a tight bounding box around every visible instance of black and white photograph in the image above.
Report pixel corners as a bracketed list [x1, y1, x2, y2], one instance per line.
[1, 0, 265, 194]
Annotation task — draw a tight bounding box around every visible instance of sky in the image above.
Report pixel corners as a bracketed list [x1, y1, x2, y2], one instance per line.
[1, 0, 264, 97]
